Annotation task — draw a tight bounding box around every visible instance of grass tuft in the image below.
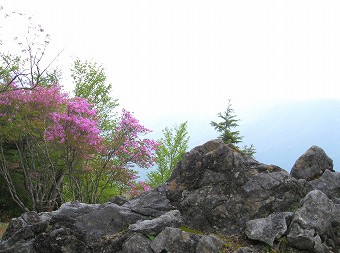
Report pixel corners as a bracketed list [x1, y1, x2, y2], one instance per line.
[0, 223, 9, 240]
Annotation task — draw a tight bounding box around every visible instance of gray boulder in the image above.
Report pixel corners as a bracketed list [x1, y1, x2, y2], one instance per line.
[287, 190, 340, 253]
[310, 170, 340, 202]
[2, 211, 51, 242]
[288, 224, 325, 253]
[110, 196, 128, 206]
[241, 171, 311, 219]
[129, 210, 183, 235]
[291, 146, 334, 181]
[75, 203, 143, 234]
[123, 185, 175, 217]
[119, 233, 153, 253]
[166, 139, 310, 235]
[1, 202, 147, 252]
[245, 212, 293, 246]
[150, 227, 222, 253]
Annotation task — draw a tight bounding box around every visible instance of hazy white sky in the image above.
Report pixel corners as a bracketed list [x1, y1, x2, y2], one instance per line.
[1, 0, 340, 120]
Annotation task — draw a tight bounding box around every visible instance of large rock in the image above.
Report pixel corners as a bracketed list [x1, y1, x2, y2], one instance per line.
[119, 233, 154, 253]
[1, 211, 51, 242]
[245, 212, 293, 246]
[1, 202, 147, 252]
[310, 169, 340, 202]
[149, 227, 222, 253]
[123, 185, 175, 217]
[129, 210, 183, 235]
[290, 145, 334, 181]
[287, 190, 340, 253]
[166, 139, 310, 235]
[241, 170, 311, 218]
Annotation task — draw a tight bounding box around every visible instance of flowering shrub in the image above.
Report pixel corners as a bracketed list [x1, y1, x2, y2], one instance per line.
[0, 84, 65, 139]
[107, 109, 159, 169]
[0, 83, 102, 155]
[75, 109, 159, 202]
[128, 180, 152, 197]
[45, 97, 103, 155]
[0, 83, 158, 210]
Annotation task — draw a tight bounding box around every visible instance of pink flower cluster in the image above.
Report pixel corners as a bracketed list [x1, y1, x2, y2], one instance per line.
[0, 84, 65, 116]
[128, 180, 152, 197]
[0, 84, 66, 134]
[45, 97, 102, 151]
[25, 85, 66, 108]
[0, 84, 102, 154]
[139, 181, 151, 191]
[109, 109, 160, 168]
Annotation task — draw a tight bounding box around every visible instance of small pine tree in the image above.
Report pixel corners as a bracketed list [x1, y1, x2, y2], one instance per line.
[211, 99, 256, 157]
[211, 99, 243, 144]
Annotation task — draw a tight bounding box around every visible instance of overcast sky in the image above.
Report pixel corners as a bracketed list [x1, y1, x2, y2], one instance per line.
[1, 0, 340, 121]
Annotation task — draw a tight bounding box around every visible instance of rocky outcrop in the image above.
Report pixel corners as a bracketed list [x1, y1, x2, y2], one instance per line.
[287, 190, 340, 253]
[310, 169, 340, 203]
[0, 202, 147, 252]
[290, 145, 334, 181]
[1, 139, 340, 253]
[166, 140, 310, 235]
